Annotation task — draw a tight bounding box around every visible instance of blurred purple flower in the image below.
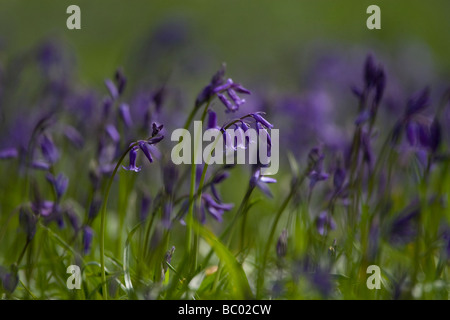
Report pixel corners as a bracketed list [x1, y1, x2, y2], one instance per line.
[389, 209, 419, 245]
[65, 208, 81, 233]
[405, 87, 430, 118]
[0, 147, 18, 159]
[307, 147, 329, 189]
[40, 134, 59, 165]
[333, 166, 346, 192]
[31, 160, 51, 171]
[250, 167, 277, 198]
[46, 173, 69, 200]
[213, 78, 251, 113]
[119, 103, 133, 128]
[315, 211, 336, 236]
[201, 193, 233, 223]
[163, 163, 179, 195]
[139, 193, 151, 221]
[196, 64, 226, 108]
[152, 86, 166, 113]
[83, 226, 94, 254]
[105, 124, 120, 143]
[276, 229, 288, 258]
[88, 196, 102, 221]
[31, 200, 54, 217]
[0, 265, 19, 294]
[115, 68, 127, 95]
[310, 267, 333, 297]
[207, 110, 218, 130]
[63, 125, 84, 149]
[19, 207, 37, 241]
[104, 79, 119, 100]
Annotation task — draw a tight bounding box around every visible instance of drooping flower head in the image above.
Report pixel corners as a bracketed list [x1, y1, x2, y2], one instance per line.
[250, 167, 277, 198]
[195, 64, 251, 112]
[122, 123, 164, 172]
[213, 78, 251, 113]
[200, 193, 233, 223]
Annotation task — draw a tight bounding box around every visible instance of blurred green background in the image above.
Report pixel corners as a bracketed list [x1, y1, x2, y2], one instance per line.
[1, 0, 450, 86]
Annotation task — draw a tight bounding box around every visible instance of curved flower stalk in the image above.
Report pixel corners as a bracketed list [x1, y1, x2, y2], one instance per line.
[99, 125, 164, 299]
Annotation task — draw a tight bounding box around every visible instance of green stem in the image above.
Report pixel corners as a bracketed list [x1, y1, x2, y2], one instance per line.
[256, 167, 310, 298]
[187, 103, 211, 272]
[99, 142, 137, 300]
[16, 240, 31, 266]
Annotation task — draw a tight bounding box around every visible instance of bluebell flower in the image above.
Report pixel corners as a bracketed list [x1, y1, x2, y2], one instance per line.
[315, 211, 336, 236]
[63, 125, 84, 149]
[104, 79, 119, 100]
[308, 167, 329, 189]
[163, 163, 178, 195]
[276, 229, 288, 258]
[139, 193, 151, 221]
[114, 67, 127, 95]
[213, 78, 251, 112]
[83, 226, 94, 254]
[207, 110, 218, 130]
[250, 167, 277, 198]
[250, 112, 274, 129]
[0, 265, 19, 294]
[31, 200, 54, 217]
[153, 86, 166, 113]
[122, 133, 164, 172]
[201, 193, 233, 223]
[0, 147, 18, 159]
[389, 209, 419, 245]
[196, 63, 226, 108]
[105, 124, 120, 143]
[31, 160, 51, 171]
[122, 145, 141, 172]
[19, 207, 37, 241]
[88, 196, 102, 221]
[65, 208, 81, 233]
[119, 103, 133, 128]
[102, 96, 113, 118]
[46, 172, 69, 200]
[333, 166, 346, 192]
[405, 87, 430, 118]
[210, 171, 230, 202]
[40, 134, 59, 165]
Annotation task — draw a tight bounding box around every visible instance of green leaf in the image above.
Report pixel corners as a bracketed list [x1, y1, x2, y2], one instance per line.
[123, 222, 142, 299]
[194, 221, 253, 299]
